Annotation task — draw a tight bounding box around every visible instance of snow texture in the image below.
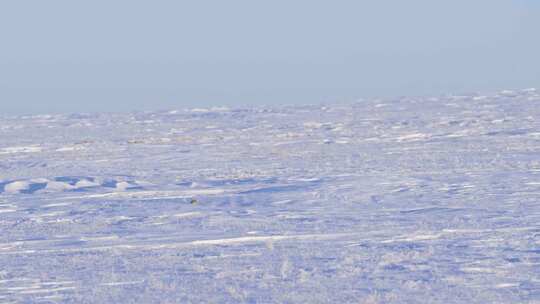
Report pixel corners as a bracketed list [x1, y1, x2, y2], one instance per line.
[1, 89, 540, 303]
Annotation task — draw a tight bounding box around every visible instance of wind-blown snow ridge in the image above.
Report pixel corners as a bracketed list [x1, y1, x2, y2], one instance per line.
[1, 89, 540, 303]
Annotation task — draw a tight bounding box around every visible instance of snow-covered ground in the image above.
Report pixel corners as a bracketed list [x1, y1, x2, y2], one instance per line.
[1, 89, 540, 303]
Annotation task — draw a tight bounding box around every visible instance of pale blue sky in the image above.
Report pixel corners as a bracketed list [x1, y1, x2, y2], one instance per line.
[1, 0, 539, 114]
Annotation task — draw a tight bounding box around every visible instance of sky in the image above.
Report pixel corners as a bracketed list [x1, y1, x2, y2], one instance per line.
[1, 0, 539, 114]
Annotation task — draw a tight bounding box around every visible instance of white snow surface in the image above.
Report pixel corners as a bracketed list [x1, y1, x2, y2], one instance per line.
[1, 89, 540, 303]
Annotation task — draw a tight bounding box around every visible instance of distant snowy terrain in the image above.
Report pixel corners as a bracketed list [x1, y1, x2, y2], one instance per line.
[1, 89, 540, 303]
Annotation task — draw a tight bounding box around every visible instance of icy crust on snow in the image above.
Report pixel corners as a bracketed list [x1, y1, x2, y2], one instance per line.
[1, 89, 540, 303]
